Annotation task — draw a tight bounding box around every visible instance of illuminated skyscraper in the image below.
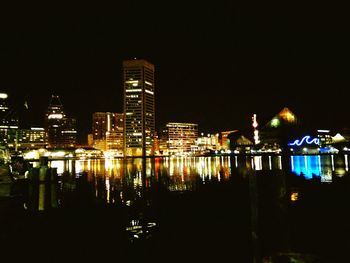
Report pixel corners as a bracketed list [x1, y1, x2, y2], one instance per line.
[123, 59, 155, 157]
[46, 95, 77, 148]
[0, 92, 19, 146]
[61, 117, 77, 147]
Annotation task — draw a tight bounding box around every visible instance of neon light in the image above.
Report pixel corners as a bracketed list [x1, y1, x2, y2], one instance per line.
[252, 114, 258, 128]
[288, 135, 320, 146]
[271, 118, 280, 127]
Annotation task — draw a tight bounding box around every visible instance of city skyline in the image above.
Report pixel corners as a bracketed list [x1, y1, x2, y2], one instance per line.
[1, 2, 349, 143]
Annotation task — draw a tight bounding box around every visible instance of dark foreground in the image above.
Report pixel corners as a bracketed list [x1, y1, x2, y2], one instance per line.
[1, 171, 349, 262]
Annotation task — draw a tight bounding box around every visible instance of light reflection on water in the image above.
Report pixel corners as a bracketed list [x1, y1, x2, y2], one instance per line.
[43, 154, 350, 243]
[290, 154, 348, 181]
[46, 154, 350, 193]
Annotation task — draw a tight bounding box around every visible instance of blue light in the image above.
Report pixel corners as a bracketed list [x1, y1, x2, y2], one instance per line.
[291, 155, 320, 179]
[288, 135, 319, 146]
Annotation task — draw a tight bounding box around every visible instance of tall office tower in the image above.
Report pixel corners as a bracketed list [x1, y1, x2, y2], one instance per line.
[0, 92, 19, 145]
[123, 59, 155, 157]
[61, 117, 77, 147]
[46, 95, 65, 148]
[46, 95, 77, 148]
[92, 112, 124, 151]
[92, 112, 109, 141]
[164, 122, 198, 155]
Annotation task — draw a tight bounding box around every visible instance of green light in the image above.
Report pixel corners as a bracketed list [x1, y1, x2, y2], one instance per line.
[271, 118, 280, 127]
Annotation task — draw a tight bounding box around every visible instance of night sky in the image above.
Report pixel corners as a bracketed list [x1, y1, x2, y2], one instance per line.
[1, 2, 349, 143]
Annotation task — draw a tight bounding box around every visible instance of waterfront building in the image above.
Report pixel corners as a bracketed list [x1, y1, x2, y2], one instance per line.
[123, 59, 155, 157]
[163, 122, 198, 155]
[219, 130, 238, 151]
[87, 133, 93, 146]
[317, 129, 333, 146]
[158, 127, 169, 155]
[153, 131, 161, 155]
[8, 127, 47, 150]
[106, 112, 124, 152]
[260, 107, 302, 151]
[228, 131, 254, 154]
[196, 133, 220, 153]
[0, 92, 19, 146]
[92, 112, 108, 141]
[45, 95, 77, 148]
[92, 112, 124, 152]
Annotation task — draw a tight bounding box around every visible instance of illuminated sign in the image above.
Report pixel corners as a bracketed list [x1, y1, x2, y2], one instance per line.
[288, 135, 319, 146]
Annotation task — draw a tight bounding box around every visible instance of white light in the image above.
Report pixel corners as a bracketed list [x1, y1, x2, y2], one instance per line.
[23, 150, 40, 160]
[126, 89, 142, 92]
[317, 129, 330, 133]
[145, 89, 154, 95]
[0, 93, 8, 99]
[51, 151, 66, 157]
[48, 113, 63, 119]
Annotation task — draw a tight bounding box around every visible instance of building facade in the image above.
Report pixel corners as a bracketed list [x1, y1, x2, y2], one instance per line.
[61, 117, 77, 147]
[45, 95, 77, 148]
[123, 59, 155, 157]
[92, 112, 124, 152]
[12, 127, 47, 150]
[163, 122, 198, 155]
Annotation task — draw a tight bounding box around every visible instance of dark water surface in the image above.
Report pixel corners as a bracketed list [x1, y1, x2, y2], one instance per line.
[1, 155, 349, 262]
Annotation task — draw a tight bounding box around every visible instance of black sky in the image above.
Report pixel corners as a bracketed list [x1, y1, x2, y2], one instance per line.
[1, 1, 349, 143]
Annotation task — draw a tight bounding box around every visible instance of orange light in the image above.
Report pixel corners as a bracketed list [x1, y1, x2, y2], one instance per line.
[291, 192, 299, 202]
